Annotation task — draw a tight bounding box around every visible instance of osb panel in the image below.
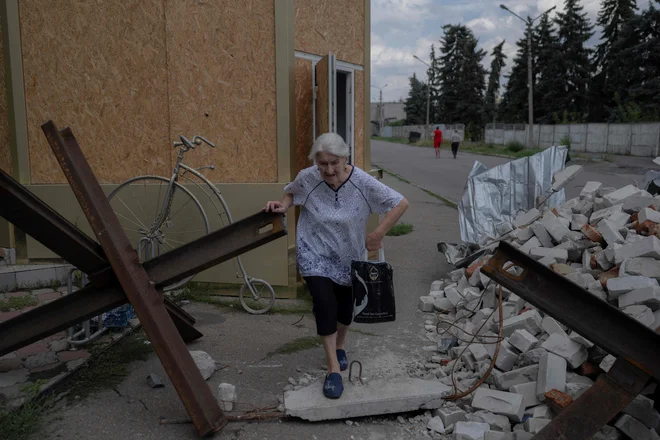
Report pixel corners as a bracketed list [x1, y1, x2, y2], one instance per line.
[295, 59, 313, 173]
[165, 0, 277, 184]
[354, 70, 364, 169]
[0, 20, 11, 175]
[20, 0, 171, 184]
[295, 0, 364, 65]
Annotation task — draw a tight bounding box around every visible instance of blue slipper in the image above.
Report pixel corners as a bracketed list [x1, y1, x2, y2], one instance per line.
[336, 349, 348, 371]
[323, 373, 344, 399]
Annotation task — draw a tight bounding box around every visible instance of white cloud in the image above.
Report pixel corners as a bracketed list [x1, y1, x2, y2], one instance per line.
[467, 17, 497, 33]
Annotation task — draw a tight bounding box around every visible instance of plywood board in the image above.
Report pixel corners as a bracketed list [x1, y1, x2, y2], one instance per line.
[165, 0, 278, 184]
[19, 0, 171, 184]
[315, 55, 330, 137]
[295, 0, 364, 65]
[0, 20, 11, 175]
[295, 59, 313, 173]
[354, 70, 365, 169]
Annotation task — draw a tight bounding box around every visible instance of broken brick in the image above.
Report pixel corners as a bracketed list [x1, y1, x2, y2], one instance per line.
[599, 265, 620, 289]
[582, 224, 604, 244]
[578, 361, 601, 377]
[545, 389, 574, 413]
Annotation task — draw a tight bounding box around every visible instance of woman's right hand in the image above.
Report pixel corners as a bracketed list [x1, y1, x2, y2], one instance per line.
[264, 201, 288, 213]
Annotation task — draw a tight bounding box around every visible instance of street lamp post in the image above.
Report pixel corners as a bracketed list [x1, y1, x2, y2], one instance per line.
[371, 84, 388, 135]
[413, 55, 431, 134]
[499, 4, 556, 149]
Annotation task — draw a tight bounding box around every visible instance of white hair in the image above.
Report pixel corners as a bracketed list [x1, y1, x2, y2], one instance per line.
[308, 133, 350, 160]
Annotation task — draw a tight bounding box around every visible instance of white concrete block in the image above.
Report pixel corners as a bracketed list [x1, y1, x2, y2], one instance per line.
[509, 330, 538, 353]
[530, 222, 554, 247]
[596, 250, 614, 271]
[599, 355, 616, 373]
[469, 269, 483, 287]
[529, 247, 568, 264]
[639, 207, 660, 224]
[512, 227, 535, 243]
[515, 432, 534, 440]
[502, 310, 543, 337]
[541, 333, 588, 369]
[484, 431, 515, 440]
[541, 211, 571, 243]
[431, 280, 446, 292]
[455, 421, 491, 440]
[573, 199, 595, 216]
[472, 388, 525, 422]
[433, 405, 466, 426]
[217, 383, 237, 411]
[568, 332, 594, 348]
[524, 418, 551, 434]
[558, 217, 571, 229]
[607, 276, 659, 299]
[615, 414, 658, 440]
[495, 340, 520, 372]
[466, 411, 512, 433]
[468, 344, 491, 362]
[623, 305, 656, 327]
[494, 365, 539, 390]
[419, 296, 435, 312]
[537, 256, 557, 267]
[497, 222, 515, 236]
[536, 352, 567, 401]
[430, 290, 445, 299]
[571, 214, 589, 231]
[434, 297, 455, 312]
[519, 237, 542, 255]
[428, 416, 446, 434]
[509, 382, 541, 409]
[532, 405, 552, 419]
[598, 219, 625, 245]
[580, 181, 602, 199]
[541, 317, 568, 338]
[609, 210, 632, 229]
[618, 286, 660, 310]
[552, 165, 583, 192]
[603, 185, 644, 207]
[623, 395, 660, 430]
[590, 204, 624, 225]
[450, 269, 465, 282]
[445, 287, 464, 307]
[588, 281, 608, 301]
[620, 258, 660, 279]
[513, 209, 541, 228]
[614, 236, 660, 265]
[605, 243, 621, 264]
[623, 195, 658, 213]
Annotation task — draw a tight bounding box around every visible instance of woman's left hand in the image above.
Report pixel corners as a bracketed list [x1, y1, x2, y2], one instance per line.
[366, 231, 384, 251]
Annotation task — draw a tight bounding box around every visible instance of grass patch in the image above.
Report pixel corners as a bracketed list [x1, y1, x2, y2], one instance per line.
[65, 330, 153, 400]
[0, 398, 45, 440]
[0, 295, 37, 312]
[506, 140, 525, 152]
[387, 223, 413, 236]
[268, 336, 321, 357]
[371, 136, 544, 159]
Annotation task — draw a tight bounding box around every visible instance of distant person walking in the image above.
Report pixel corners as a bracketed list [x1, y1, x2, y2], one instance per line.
[433, 126, 443, 159]
[450, 129, 461, 159]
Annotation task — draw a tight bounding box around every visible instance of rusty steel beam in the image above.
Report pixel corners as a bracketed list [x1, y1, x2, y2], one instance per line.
[482, 241, 660, 380]
[0, 209, 285, 357]
[533, 359, 651, 440]
[0, 168, 199, 341]
[43, 121, 226, 436]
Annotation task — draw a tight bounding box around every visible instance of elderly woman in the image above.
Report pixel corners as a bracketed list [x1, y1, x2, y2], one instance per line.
[265, 133, 408, 399]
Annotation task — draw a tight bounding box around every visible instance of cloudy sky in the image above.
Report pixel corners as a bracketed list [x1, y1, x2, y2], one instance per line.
[370, 0, 651, 103]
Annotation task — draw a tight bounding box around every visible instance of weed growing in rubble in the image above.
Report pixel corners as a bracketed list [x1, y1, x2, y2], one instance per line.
[0, 381, 49, 440]
[0, 295, 37, 312]
[387, 223, 413, 236]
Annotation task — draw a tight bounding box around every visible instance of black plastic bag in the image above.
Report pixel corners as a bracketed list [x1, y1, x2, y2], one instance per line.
[351, 259, 395, 323]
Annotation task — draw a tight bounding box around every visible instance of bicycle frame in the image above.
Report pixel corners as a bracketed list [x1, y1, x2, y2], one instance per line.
[146, 147, 188, 237]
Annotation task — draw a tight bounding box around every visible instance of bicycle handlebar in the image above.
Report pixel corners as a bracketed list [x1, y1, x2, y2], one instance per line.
[173, 135, 216, 149]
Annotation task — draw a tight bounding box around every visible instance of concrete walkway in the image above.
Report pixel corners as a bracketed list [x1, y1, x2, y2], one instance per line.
[34, 173, 461, 440]
[372, 139, 658, 204]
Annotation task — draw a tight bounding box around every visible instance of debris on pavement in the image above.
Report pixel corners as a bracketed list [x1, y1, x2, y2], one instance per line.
[422, 177, 660, 438]
[217, 383, 237, 412]
[189, 350, 216, 381]
[147, 373, 165, 388]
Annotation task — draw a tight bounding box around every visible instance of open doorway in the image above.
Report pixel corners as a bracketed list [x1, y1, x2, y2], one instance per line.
[336, 70, 353, 164]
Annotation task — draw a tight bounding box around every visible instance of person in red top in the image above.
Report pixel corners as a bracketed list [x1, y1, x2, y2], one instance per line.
[433, 126, 443, 158]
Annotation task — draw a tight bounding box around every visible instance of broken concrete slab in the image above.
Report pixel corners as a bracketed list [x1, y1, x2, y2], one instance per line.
[519, 237, 542, 255]
[508, 329, 538, 353]
[427, 416, 446, 434]
[509, 382, 541, 409]
[622, 305, 656, 327]
[541, 333, 588, 369]
[541, 211, 571, 243]
[552, 165, 583, 192]
[466, 411, 512, 433]
[472, 388, 525, 422]
[433, 404, 467, 426]
[515, 349, 547, 368]
[455, 421, 491, 440]
[607, 276, 659, 299]
[541, 317, 568, 338]
[524, 418, 551, 434]
[494, 365, 540, 391]
[615, 414, 658, 440]
[190, 350, 216, 381]
[598, 219, 625, 246]
[623, 196, 658, 214]
[530, 222, 554, 248]
[494, 340, 520, 372]
[284, 378, 451, 421]
[513, 209, 541, 229]
[419, 296, 435, 312]
[603, 185, 645, 208]
[639, 207, 660, 224]
[618, 285, 660, 310]
[502, 310, 543, 337]
[529, 247, 568, 264]
[571, 214, 589, 231]
[485, 431, 515, 440]
[622, 395, 660, 429]
[568, 332, 594, 348]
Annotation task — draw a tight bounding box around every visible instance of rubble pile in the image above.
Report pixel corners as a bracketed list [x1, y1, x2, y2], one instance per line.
[418, 180, 660, 439]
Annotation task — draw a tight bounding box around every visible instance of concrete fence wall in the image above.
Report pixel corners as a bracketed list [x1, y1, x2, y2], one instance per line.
[485, 123, 660, 157]
[385, 124, 465, 141]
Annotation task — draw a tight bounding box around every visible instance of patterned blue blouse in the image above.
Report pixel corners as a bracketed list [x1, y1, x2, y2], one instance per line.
[284, 166, 404, 286]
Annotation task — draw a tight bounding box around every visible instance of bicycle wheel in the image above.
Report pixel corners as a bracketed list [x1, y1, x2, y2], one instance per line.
[239, 278, 276, 314]
[107, 176, 210, 291]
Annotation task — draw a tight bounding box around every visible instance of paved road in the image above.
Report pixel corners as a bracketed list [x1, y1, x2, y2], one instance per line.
[371, 139, 657, 204]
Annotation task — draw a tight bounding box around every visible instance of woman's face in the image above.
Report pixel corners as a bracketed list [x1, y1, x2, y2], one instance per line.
[316, 151, 347, 186]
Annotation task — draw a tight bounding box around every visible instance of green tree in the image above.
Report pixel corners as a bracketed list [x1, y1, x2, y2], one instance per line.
[438, 24, 487, 133]
[554, 0, 594, 120]
[534, 13, 565, 123]
[403, 73, 428, 125]
[483, 41, 507, 123]
[427, 44, 442, 123]
[499, 27, 533, 123]
[590, 0, 637, 121]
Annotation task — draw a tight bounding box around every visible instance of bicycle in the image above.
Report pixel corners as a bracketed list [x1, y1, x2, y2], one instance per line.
[107, 135, 276, 314]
